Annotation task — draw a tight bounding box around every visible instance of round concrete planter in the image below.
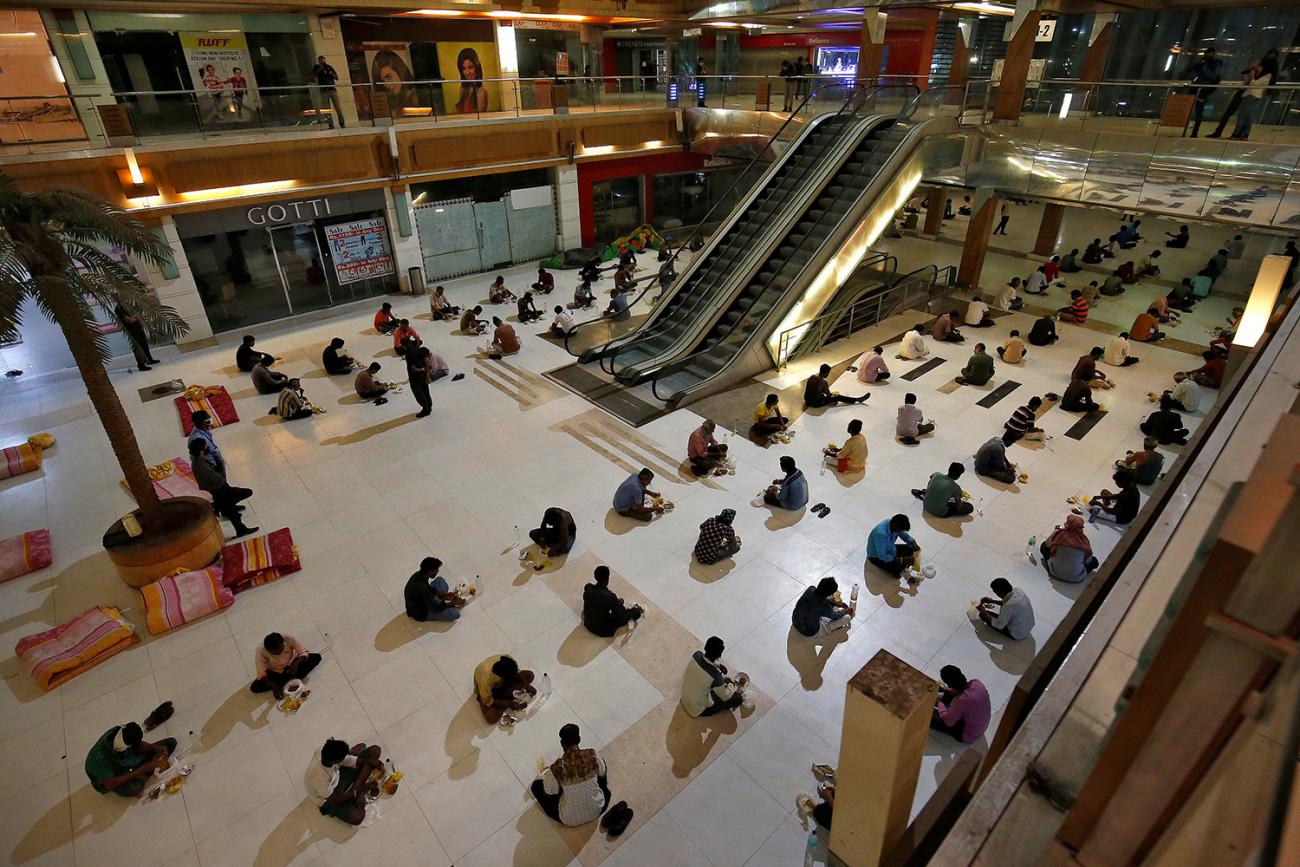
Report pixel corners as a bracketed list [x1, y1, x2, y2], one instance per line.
[105, 496, 223, 588]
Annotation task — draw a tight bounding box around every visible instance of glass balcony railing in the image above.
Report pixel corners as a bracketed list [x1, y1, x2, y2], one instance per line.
[4, 75, 1298, 155]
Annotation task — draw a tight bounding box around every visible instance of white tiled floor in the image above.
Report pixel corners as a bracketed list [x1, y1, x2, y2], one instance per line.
[0, 238, 1222, 866]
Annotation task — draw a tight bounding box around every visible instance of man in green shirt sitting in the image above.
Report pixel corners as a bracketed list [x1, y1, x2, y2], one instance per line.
[85, 722, 177, 797]
[955, 343, 995, 386]
[912, 462, 975, 517]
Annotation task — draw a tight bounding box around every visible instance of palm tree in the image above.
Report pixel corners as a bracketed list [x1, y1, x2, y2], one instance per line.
[0, 172, 189, 531]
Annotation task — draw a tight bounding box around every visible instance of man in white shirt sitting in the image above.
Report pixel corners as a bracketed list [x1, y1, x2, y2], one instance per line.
[897, 324, 930, 360]
[306, 738, 384, 825]
[1168, 372, 1202, 412]
[681, 636, 746, 717]
[1104, 331, 1139, 367]
[550, 305, 576, 338]
[531, 724, 612, 826]
[975, 578, 1035, 640]
[964, 295, 994, 328]
[1024, 266, 1049, 296]
[995, 278, 1023, 311]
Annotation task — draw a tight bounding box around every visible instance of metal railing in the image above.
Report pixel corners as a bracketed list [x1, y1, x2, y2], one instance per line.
[775, 263, 953, 368]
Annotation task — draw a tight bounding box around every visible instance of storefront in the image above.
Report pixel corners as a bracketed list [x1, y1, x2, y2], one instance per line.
[604, 38, 669, 91]
[175, 189, 398, 333]
[89, 12, 319, 136]
[576, 152, 742, 246]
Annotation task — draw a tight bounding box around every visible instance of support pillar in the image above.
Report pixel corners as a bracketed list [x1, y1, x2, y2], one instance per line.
[949, 20, 971, 90]
[828, 650, 937, 866]
[923, 187, 945, 235]
[856, 12, 887, 86]
[147, 217, 214, 347]
[1076, 15, 1115, 114]
[992, 0, 1040, 121]
[1032, 202, 1065, 256]
[957, 191, 999, 289]
[384, 186, 423, 294]
[308, 15, 359, 128]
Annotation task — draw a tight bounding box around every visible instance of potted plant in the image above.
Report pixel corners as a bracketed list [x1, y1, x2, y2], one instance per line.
[0, 172, 222, 585]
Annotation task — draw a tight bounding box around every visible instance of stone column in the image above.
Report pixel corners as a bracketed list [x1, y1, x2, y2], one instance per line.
[923, 187, 945, 235]
[147, 217, 214, 347]
[957, 191, 999, 289]
[828, 650, 938, 866]
[555, 166, 582, 249]
[496, 22, 521, 114]
[308, 14, 359, 128]
[992, 0, 1040, 121]
[384, 186, 424, 294]
[1032, 202, 1065, 256]
[1076, 14, 1115, 114]
[856, 12, 888, 86]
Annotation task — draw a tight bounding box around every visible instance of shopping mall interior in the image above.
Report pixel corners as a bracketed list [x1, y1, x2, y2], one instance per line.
[1, 1, 1299, 865]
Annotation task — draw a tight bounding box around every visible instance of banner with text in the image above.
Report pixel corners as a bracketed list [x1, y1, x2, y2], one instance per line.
[324, 218, 395, 284]
[180, 32, 259, 124]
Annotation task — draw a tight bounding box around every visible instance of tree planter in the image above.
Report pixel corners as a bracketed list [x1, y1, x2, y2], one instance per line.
[104, 497, 223, 588]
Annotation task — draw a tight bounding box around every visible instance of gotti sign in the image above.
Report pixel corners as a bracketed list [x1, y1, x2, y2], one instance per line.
[247, 198, 334, 227]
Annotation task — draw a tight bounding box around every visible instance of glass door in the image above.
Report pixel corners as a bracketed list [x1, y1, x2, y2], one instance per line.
[269, 222, 333, 314]
[592, 177, 643, 242]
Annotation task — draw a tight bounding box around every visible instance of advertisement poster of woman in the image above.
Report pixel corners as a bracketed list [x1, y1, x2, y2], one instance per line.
[436, 43, 500, 114]
[362, 43, 417, 111]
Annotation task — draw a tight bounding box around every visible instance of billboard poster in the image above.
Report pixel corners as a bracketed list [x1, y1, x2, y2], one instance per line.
[362, 42, 417, 111]
[436, 42, 501, 114]
[324, 218, 395, 284]
[179, 32, 259, 125]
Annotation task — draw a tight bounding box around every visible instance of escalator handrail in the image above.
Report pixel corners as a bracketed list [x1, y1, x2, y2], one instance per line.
[795, 259, 928, 357]
[595, 89, 875, 374]
[606, 87, 915, 380]
[647, 92, 925, 402]
[568, 81, 877, 369]
[562, 80, 856, 360]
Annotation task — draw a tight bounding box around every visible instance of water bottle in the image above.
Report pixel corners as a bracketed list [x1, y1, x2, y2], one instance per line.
[1026, 535, 1037, 559]
[803, 828, 819, 867]
[849, 583, 859, 611]
[540, 672, 553, 697]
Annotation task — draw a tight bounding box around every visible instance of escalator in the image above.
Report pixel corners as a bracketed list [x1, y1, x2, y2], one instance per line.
[586, 110, 885, 374]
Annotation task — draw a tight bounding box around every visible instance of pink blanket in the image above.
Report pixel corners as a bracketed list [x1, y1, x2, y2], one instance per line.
[121, 458, 211, 503]
[0, 529, 52, 583]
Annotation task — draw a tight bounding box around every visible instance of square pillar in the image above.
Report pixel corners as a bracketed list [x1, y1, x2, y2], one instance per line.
[828, 650, 937, 866]
[147, 217, 213, 347]
[992, 0, 1040, 121]
[384, 186, 423, 294]
[1032, 203, 1065, 256]
[957, 193, 999, 289]
[923, 188, 945, 235]
[856, 13, 887, 86]
[308, 14, 359, 128]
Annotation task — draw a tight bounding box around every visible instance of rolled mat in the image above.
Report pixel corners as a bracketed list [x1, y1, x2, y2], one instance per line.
[0, 529, 52, 583]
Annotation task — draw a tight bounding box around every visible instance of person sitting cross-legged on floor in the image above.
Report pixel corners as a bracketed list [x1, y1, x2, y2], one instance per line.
[85, 722, 178, 798]
[854, 345, 890, 383]
[1061, 376, 1101, 413]
[997, 330, 1026, 364]
[976, 577, 1035, 640]
[250, 632, 321, 696]
[550, 306, 575, 338]
[429, 286, 460, 321]
[475, 654, 536, 724]
[1105, 332, 1140, 367]
[404, 556, 465, 623]
[931, 310, 965, 343]
[321, 337, 355, 375]
[373, 302, 398, 334]
[533, 266, 555, 294]
[531, 724, 612, 827]
[529, 507, 576, 556]
[1004, 396, 1045, 443]
[751, 393, 789, 439]
[251, 357, 289, 394]
[518, 291, 543, 323]
[393, 319, 420, 356]
[488, 317, 520, 359]
[354, 362, 388, 403]
[867, 513, 919, 577]
[1131, 308, 1165, 343]
[1087, 469, 1140, 526]
[687, 418, 728, 476]
[896, 392, 935, 445]
[1039, 515, 1099, 584]
[1073, 347, 1110, 390]
[964, 295, 994, 328]
[974, 430, 1018, 484]
[1168, 372, 1202, 412]
[805, 363, 868, 408]
[613, 468, 663, 521]
[930, 665, 991, 744]
[1117, 436, 1165, 486]
[694, 508, 740, 564]
[823, 419, 867, 474]
[582, 566, 644, 637]
[898, 324, 930, 359]
[1140, 395, 1189, 445]
[791, 577, 852, 638]
[913, 462, 975, 517]
[1058, 289, 1091, 323]
[680, 636, 746, 718]
[460, 306, 488, 335]
[1182, 350, 1226, 389]
[308, 739, 384, 826]
[955, 343, 994, 386]
[236, 335, 274, 372]
[764, 455, 809, 510]
[489, 275, 517, 304]
[1027, 315, 1058, 346]
[277, 379, 314, 421]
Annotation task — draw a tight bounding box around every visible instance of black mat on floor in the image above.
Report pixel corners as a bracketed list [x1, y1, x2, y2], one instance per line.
[1064, 409, 1108, 440]
[138, 379, 186, 403]
[546, 363, 665, 427]
[976, 381, 1021, 408]
[900, 357, 946, 381]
